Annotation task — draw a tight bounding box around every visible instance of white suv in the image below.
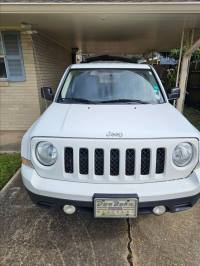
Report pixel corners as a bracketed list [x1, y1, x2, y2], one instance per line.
[21, 60, 200, 218]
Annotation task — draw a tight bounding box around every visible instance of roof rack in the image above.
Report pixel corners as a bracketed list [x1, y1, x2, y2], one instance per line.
[82, 55, 137, 64]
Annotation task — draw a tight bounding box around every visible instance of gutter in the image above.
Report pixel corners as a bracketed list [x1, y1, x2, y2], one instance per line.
[1, 2, 200, 14]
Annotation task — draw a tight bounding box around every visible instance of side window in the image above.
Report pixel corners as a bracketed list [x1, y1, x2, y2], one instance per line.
[1, 32, 25, 81]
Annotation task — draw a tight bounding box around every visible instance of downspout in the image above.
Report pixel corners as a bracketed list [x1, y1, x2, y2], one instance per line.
[176, 38, 200, 112]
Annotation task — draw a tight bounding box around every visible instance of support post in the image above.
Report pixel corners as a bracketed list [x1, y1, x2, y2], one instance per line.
[176, 38, 200, 112]
[176, 55, 191, 112]
[176, 29, 185, 87]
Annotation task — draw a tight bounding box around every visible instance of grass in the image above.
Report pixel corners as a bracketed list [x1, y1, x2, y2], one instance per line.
[184, 107, 200, 131]
[0, 153, 21, 190]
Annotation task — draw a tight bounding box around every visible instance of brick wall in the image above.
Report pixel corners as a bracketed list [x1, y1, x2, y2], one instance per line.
[0, 31, 70, 151]
[32, 34, 70, 112]
[0, 33, 40, 131]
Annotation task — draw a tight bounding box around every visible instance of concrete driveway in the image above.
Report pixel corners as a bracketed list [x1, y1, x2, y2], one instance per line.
[1, 173, 200, 266]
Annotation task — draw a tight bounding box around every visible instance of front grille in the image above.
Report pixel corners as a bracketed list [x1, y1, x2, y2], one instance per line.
[64, 145, 166, 182]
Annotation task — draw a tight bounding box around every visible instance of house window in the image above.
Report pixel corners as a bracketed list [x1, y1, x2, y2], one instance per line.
[0, 31, 25, 81]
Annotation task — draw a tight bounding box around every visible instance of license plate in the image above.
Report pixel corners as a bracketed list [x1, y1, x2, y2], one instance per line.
[94, 197, 138, 218]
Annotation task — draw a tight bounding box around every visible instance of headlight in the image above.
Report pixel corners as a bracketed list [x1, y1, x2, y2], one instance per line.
[172, 142, 193, 167]
[36, 141, 57, 166]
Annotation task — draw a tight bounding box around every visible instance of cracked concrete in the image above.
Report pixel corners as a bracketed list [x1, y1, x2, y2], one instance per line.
[127, 219, 133, 266]
[0, 174, 129, 266]
[1, 172, 200, 266]
[130, 205, 200, 266]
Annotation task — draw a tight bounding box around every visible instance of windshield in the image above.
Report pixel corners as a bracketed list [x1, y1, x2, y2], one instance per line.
[58, 69, 165, 104]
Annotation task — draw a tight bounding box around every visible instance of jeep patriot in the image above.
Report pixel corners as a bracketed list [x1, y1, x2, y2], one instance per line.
[21, 60, 200, 218]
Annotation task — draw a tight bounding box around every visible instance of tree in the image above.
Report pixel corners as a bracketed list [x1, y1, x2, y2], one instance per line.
[170, 48, 200, 66]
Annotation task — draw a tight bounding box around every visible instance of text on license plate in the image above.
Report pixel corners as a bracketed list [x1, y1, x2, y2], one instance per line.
[94, 197, 138, 218]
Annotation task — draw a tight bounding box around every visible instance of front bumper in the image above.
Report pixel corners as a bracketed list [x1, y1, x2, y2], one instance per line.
[22, 165, 200, 214]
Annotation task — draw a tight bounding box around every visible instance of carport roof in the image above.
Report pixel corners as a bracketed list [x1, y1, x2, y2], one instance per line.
[1, 1, 200, 54]
[1, 0, 200, 2]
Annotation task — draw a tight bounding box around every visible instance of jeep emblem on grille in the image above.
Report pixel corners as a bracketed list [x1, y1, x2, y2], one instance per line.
[106, 131, 123, 138]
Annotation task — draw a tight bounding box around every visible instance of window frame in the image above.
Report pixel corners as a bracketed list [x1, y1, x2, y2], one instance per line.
[0, 31, 25, 82]
[0, 32, 8, 81]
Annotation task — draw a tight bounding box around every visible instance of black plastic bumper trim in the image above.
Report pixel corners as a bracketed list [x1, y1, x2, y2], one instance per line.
[26, 189, 200, 214]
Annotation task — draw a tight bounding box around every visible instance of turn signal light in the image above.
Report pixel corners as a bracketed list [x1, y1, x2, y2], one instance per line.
[21, 157, 34, 168]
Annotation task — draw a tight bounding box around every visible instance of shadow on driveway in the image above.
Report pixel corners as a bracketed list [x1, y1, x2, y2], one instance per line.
[1, 173, 200, 266]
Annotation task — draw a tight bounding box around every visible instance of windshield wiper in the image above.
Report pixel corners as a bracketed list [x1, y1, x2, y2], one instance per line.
[97, 99, 150, 104]
[58, 97, 97, 104]
[58, 98, 150, 104]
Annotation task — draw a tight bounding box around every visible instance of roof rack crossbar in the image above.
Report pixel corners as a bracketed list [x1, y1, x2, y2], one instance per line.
[82, 55, 137, 64]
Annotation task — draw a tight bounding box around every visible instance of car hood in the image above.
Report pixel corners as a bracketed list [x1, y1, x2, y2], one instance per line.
[30, 102, 200, 139]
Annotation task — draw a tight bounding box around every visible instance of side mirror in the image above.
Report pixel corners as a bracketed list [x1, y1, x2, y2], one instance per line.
[168, 88, 180, 101]
[41, 87, 54, 101]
